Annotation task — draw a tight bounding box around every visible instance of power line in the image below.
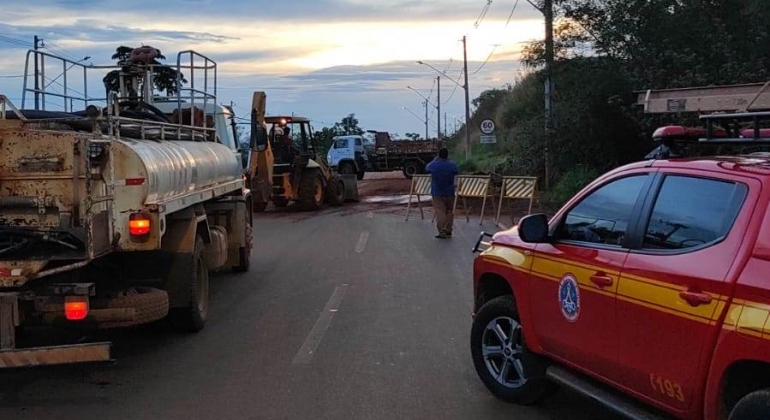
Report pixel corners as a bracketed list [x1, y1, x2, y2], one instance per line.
[0, 34, 31, 48]
[474, 0, 494, 29]
[443, 67, 465, 105]
[0, 74, 24, 78]
[471, 0, 520, 75]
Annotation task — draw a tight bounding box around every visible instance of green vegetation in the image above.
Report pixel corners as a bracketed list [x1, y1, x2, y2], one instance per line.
[448, 1, 770, 207]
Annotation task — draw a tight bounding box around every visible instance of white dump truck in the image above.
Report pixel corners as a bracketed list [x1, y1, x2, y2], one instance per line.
[0, 48, 255, 367]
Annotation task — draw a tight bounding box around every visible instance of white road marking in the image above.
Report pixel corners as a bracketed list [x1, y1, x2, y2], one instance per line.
[293, 285, 348, 365]
[355, 231, 370, 253]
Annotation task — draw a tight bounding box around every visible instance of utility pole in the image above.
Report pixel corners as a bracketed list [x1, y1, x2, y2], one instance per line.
[34, 35, 41, 110]
[543, 0, 554, 189]
[462, 35, 471, 161]
[444, 113, 447, 139]
[436, 76, 441, 140]
[424, 100, 429, 140]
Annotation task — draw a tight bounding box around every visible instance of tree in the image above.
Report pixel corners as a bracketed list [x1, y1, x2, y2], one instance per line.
[404, 132, 421, 141]
[334, 114, 364, 135]
[103, 46, 188, 97]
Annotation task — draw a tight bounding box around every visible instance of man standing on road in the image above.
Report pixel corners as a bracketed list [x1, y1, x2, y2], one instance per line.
[426, 148, 458, 239]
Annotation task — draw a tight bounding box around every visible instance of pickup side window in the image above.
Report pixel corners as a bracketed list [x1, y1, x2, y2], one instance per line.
[557, 175, 648, 247]
[642, 176, 747, 251]
[335, 139, 349, 149]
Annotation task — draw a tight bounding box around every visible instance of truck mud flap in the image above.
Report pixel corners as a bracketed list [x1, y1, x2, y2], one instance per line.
[340, 174, 359, 202]
[0, 342, 112, 368]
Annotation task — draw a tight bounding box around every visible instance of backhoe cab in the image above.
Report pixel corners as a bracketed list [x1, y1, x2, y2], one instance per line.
[247, 92, 347, 211]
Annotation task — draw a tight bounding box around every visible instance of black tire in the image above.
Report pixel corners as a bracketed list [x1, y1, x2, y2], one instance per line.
[232, 223, 252, 273]
[168, 236, 209, 333]
[402, 161, 421, 179]
[357, 169, 365, 180]
[272, 197, 289, 208]
[729, 389, 770, 420]
[339, 162, 356, 175]
[471, 295, 552, 405]
[326, 175, 346, 206]
[253, 201, 267, 213]
[95, 287, 169, 329]
[298, 169, 324, 210]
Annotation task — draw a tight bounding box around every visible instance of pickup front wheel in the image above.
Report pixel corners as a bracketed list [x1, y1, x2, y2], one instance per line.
[729, 389, 770, 420]
[471, 295, 551, 405]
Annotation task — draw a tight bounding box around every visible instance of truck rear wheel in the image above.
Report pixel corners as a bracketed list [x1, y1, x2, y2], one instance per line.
[339, 162, 356, 175]
[471, 295, 552, 405]
[402, 161, 422, 179]
[298, 169, 324, 210]
[326, 175, 345, 206]
[729, 389, 770, 420]
[168, 236, 209, 332]
[232, 223, 252, 273]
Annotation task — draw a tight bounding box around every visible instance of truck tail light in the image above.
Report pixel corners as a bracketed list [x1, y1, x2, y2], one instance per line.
[64, 296, 89, 321]
[129, 213, 151, 236]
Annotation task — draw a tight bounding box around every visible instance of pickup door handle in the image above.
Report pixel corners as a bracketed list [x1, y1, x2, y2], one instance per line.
[589, 273, 614, 288]
[679, 291, 713, 307]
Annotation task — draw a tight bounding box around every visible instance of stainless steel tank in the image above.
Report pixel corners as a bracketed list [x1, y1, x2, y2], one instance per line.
[114, 139, 241, 204]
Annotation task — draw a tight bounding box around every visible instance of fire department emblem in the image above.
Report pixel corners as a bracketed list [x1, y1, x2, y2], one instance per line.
[558, 274, 581, 322]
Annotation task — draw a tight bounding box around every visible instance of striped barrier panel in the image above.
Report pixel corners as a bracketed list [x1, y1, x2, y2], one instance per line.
[496, 176, 538, 225]
[454, 175, 496, 225]
[405, 175, 432, 221]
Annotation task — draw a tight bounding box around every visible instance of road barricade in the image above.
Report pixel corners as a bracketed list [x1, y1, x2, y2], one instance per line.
[405, 175, 432, 221]
[495, 176, 538, 225]
[454, 175, 496, 225]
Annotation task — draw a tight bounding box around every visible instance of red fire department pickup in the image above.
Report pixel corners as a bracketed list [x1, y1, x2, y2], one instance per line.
[471, 117, 770, 419]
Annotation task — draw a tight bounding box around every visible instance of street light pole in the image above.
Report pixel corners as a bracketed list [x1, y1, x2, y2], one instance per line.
[424, 100, 429, 140]
[417, 47, 471, 158]
[436, 76, 441, 139]
[462, 35, 471, 161]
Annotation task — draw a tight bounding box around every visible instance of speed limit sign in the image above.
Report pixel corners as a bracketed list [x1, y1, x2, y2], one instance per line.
[480, 119, 496, 135]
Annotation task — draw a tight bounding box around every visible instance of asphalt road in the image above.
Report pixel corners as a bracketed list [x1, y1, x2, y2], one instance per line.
[0, 207, 617, 420]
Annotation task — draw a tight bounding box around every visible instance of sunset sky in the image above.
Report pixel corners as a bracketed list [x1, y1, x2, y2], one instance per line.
[0, 0, 544, 136]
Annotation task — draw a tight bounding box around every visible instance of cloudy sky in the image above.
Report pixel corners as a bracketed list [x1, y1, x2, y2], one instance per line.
[0, 0, 544, 136]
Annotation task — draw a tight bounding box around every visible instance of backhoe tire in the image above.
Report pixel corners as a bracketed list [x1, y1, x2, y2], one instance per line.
[168, 236, 209, 333]
[95, 287, 169, 329]
[357, 169, 365, 180]
[326, 175, 346, 206]
[253, 201, 267, 213]
[232, 223, 252, 273]
[298, 169, 324, 210]
[339, 162, 356, 175]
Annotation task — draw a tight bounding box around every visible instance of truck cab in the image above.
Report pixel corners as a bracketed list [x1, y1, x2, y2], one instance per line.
[327, 135, 368, 180]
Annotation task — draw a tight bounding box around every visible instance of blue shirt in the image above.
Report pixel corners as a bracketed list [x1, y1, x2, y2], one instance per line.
[426, 158, 458, 197]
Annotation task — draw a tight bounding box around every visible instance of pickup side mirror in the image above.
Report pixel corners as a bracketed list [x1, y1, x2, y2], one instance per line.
[250, 116, 269, 152]
[518, 214, 550, 243]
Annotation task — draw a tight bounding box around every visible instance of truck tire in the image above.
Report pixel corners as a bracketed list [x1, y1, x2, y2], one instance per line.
[232, 223, 252, 273]
[729, 389, 770, 420]
[168, 236, 209, 332]
[402, 161, 421, 179]
[339, 162, 356, 175]
[96, 287, 169, 329]
[298, 169, 324, 210]
[326, 175, 345, 206]
[357, 169, 365, 180]
[471, 295, 552, 405]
